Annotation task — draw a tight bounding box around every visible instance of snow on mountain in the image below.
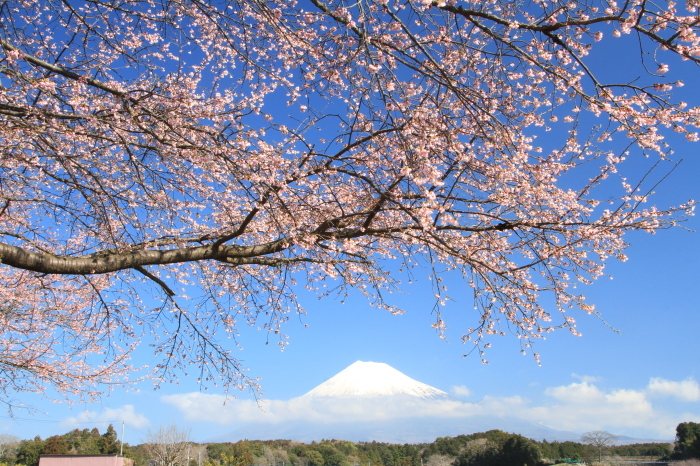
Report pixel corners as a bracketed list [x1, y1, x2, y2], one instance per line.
[302, 360, 450, 399]
[202, 360, 588, 444]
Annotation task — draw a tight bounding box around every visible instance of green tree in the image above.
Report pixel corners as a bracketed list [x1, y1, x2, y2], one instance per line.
[305, 450, 325, 466]
[64, 428, 101, 455]
[537, 440, 553, 460]
[16, 438, 45, 466]
[556, 442, 585, 460]
[673, 422, 700, 460]
[499, 436, 542, 466]
[311, 444, 348, 466]
[100, 424, 121, 455]
[333, 442, 357, 458]
[233, 443, 253, 465]
[208, 443, 254, 466]
[355, 444, 383, 466]
[454, 433, 542, 466]
[610, 442, 671, 459]
[207, 443, 233, 463]
[127, 444, 151, 466]
[453, 440, 500, 466]
[219, 452, 247, 466]
[43, 435, 69, 455]
[325, 451, 349, 466]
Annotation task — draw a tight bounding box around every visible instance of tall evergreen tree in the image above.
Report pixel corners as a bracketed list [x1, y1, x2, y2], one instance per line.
[100, 424, 121, 455]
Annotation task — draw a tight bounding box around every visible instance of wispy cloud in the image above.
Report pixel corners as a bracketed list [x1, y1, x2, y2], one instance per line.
[451, 385, 472, 397]
[62, 405, 150, 430]
[571, 373, 602, 383]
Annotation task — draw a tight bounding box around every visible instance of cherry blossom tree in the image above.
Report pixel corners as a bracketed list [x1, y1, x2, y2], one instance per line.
[0, 0, 698, 406]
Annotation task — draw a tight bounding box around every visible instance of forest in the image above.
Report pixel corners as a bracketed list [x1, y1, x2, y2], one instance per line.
[0, 426, 678, 466]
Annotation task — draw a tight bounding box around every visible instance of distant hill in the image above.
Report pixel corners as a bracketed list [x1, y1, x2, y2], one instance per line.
[210, 415, 583, 444]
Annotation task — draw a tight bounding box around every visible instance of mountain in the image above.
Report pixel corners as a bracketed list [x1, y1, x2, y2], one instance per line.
[208, 360, 583, 444]
[211, 415, 582, 444]
[302, 360, 450, 399]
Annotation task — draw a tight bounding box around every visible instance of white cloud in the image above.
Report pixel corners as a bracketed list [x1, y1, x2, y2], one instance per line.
[451, 385, 472, 397]
[477, 395, 530, 417]
[161, 393, 483, 424]
[571, 374, 602, 383]
[545, 381, 606, 403]
[62, 405, 150, 430]
[530, 383, 657, 435]
[647, 377, 700, 401]
[162, 377, 700, 440]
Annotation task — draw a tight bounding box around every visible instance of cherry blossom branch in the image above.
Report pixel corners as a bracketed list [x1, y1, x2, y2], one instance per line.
[1, 0, 697, 398]
[0, 39, 127, 98]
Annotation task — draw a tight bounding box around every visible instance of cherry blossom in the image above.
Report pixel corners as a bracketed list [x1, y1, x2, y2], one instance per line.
[0, 0, 698, 406]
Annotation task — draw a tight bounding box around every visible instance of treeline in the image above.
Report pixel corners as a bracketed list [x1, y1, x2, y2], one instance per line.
[195, 431, 672, 466]
[0, 427, 683, 466]
[0, 425, 133, 466]
[202, 438, 424, 466]
[421, 431, 670, 463]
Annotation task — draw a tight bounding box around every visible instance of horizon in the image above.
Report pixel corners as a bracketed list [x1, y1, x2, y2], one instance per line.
[5, 425, 678, 447]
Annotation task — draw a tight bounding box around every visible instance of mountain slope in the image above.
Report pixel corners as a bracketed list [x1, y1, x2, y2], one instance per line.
[210, 415, 583, 444]
[206, 361, 584, 444]
[303, 360, 449, 399]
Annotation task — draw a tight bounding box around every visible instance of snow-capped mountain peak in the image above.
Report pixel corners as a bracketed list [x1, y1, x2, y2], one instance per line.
[302, 361, 449, 399]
